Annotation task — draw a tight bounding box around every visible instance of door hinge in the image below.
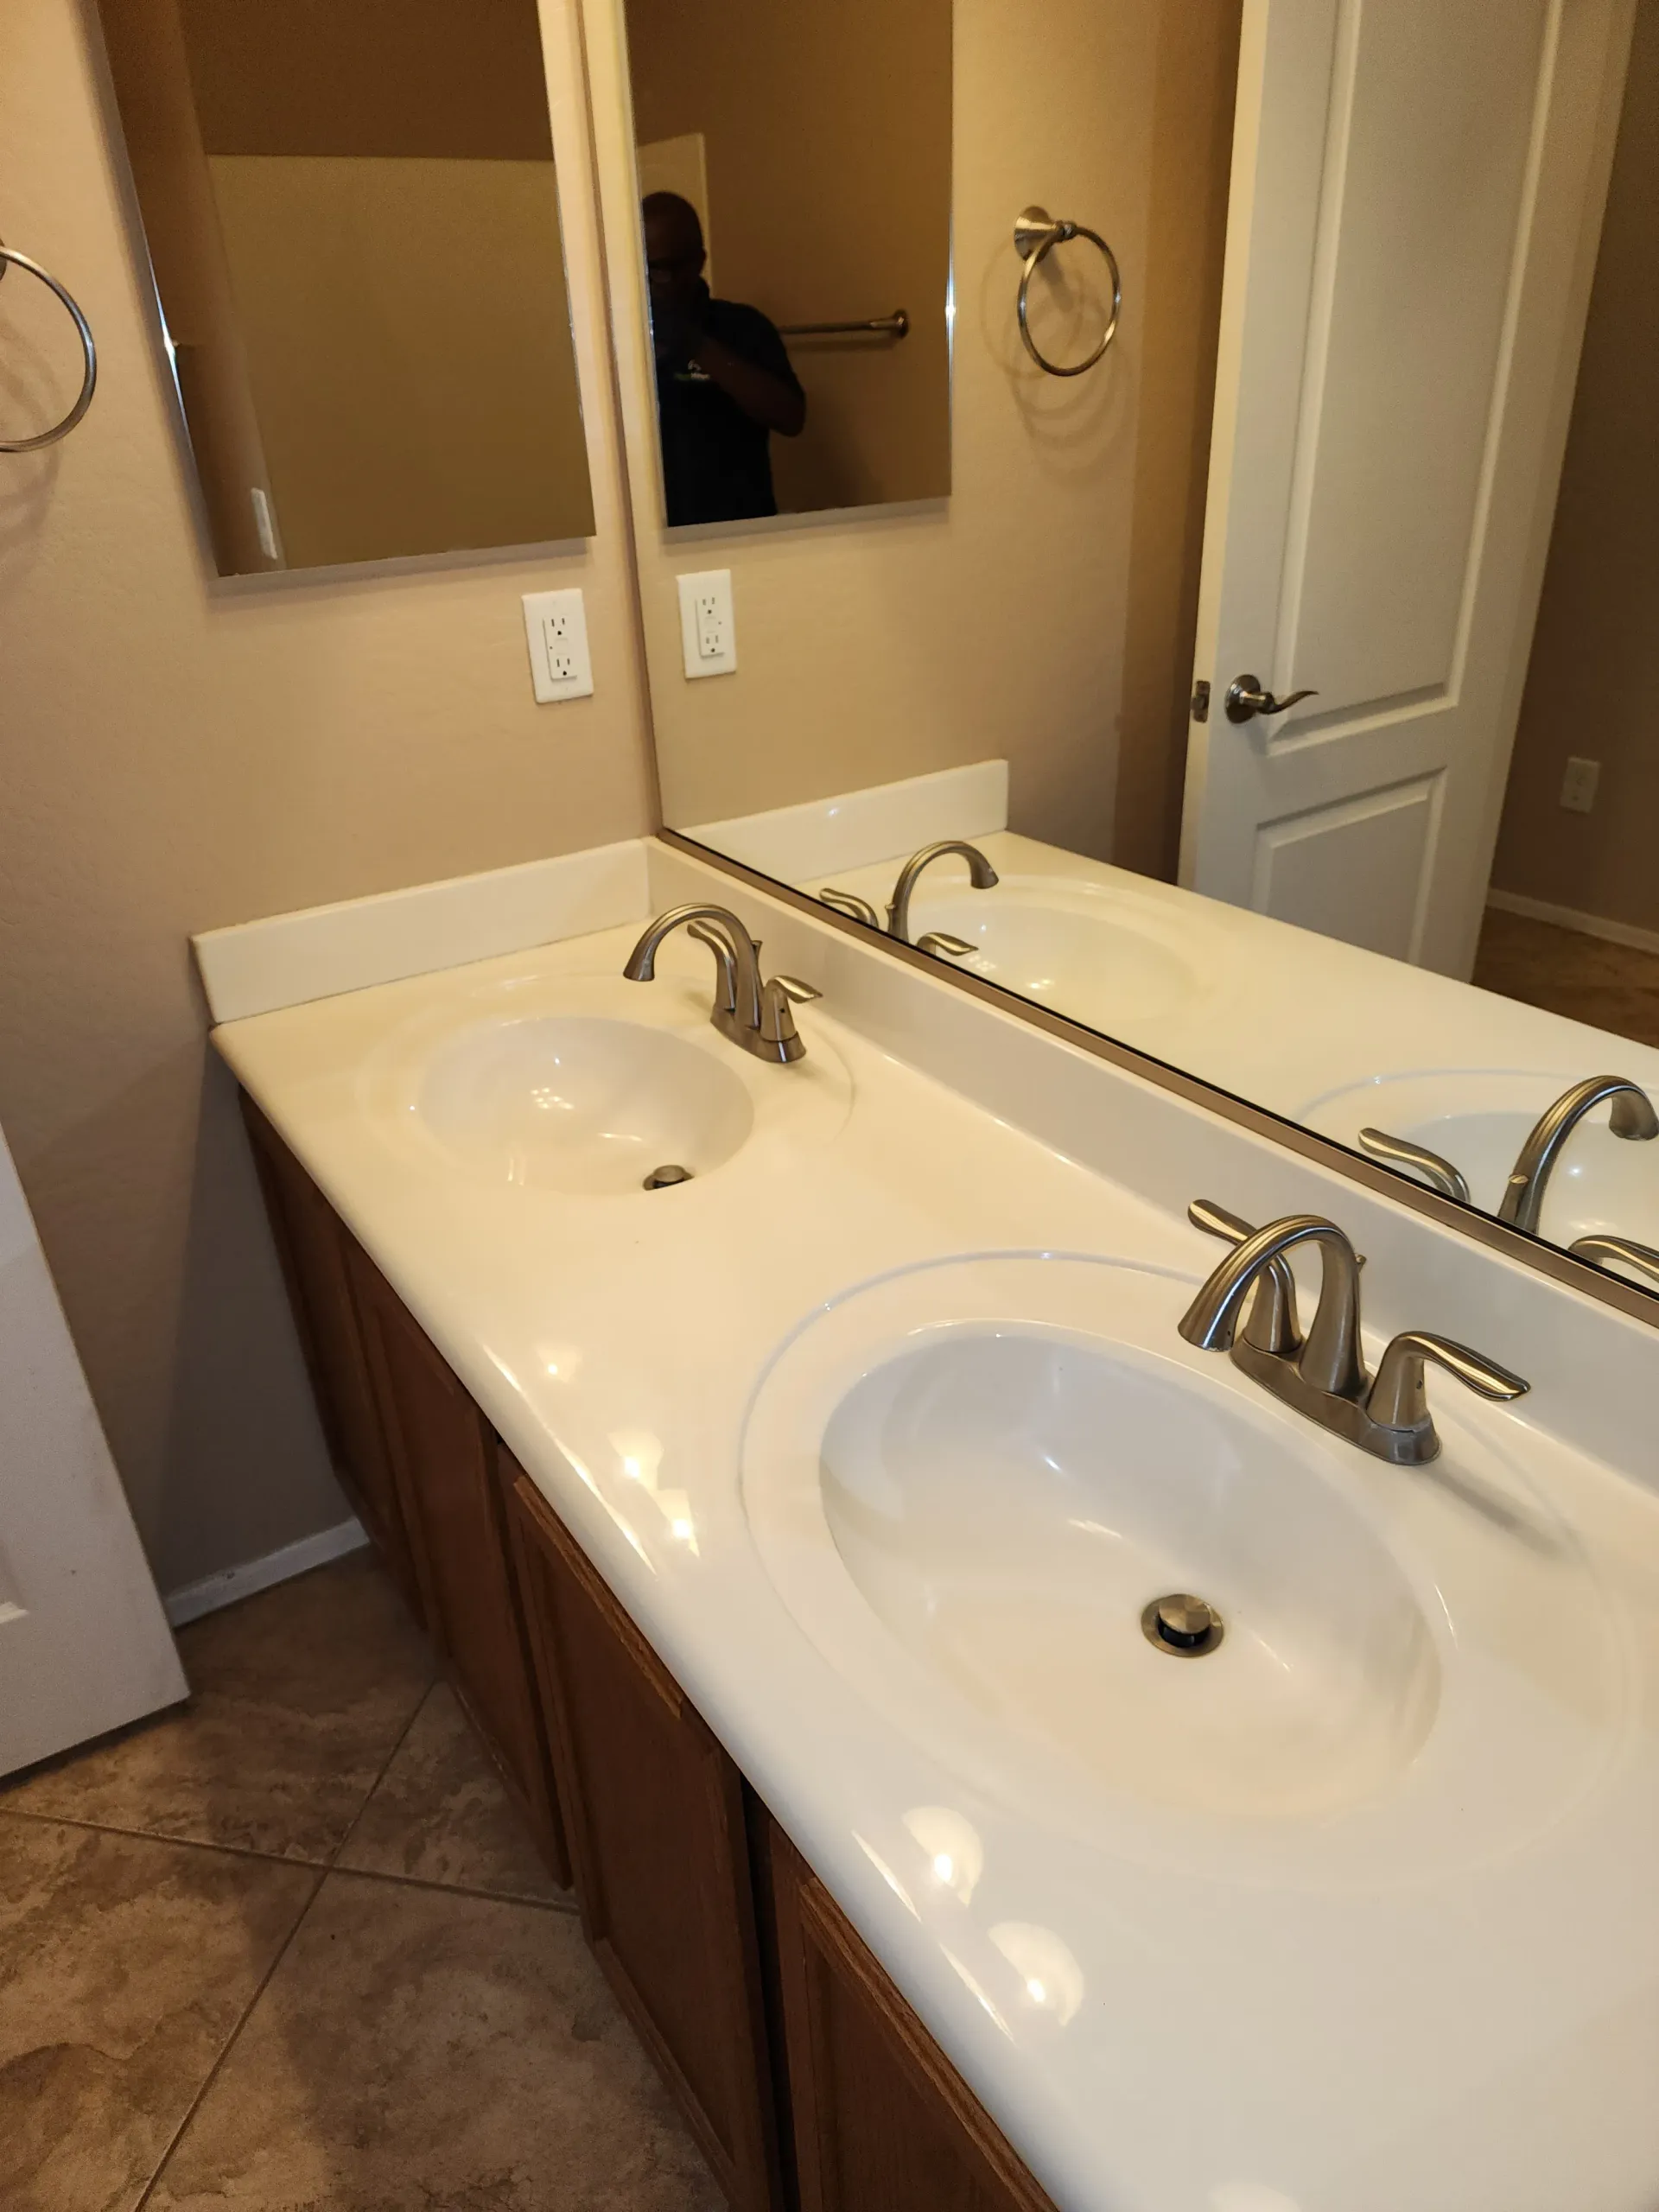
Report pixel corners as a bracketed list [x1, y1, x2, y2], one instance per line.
[1191, 679, 1211, 723]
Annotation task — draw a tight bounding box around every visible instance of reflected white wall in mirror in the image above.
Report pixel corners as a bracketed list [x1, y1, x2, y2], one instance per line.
[95, 0, 596, 573]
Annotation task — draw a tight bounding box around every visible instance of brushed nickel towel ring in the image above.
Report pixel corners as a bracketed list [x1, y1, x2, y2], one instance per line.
[0, 242, 98, 452]
[1013, 206, 1121, 378]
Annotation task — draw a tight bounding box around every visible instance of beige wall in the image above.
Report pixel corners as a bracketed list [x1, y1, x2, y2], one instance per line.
[0, 0, 652, 1592]
[625, 0, 952, 512]
[598, 0, 1238, 865]
[207, 154, 594, 565]
[1491, 0, 1659, 933]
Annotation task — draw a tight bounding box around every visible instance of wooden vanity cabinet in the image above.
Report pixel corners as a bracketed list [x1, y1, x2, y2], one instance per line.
[238, 1098, 426, 1618]
[243, 1093, 1060, 2212]
[505, 1465, 783, 2212]
[351, 1266, 568, 1885]
[768, 1824, 1059, 2212]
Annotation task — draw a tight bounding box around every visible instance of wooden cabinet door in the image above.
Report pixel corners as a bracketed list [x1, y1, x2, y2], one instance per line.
[350, 1263, 566, 1884]
[506, 1467, 781, 2212]
[238, 1095, 425, 1618]
[769, 1824, 1058, 2212]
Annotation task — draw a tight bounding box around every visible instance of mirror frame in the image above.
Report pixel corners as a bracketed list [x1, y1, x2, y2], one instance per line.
[660, 828, 1659, 1332]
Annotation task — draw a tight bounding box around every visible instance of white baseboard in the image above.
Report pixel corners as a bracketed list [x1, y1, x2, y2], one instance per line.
[163, 1516, 369, 1628]
[1487, 888, 1659, 959]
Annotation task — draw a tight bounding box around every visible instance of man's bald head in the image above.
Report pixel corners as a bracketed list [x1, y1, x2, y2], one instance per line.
[643, 192, 706, 310]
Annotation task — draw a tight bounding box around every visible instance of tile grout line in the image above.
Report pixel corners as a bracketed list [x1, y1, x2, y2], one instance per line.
[0, 1798, 580, 1915]
[130, 1861, 327, 2212]
[129, 1675, 446, 2212]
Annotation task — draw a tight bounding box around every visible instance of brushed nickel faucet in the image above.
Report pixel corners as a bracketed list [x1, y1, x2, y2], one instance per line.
[1567, 1232, 1659, 1289]
[885, 840, 1000, 944]
[1179, 1204, 1527, 1465]
[623, 904, 821, 1065]
[1497, 1076, 1659, 1235]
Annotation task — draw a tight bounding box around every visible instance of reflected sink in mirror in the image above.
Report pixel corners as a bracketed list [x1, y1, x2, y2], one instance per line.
[820, 1330, 1439, 1821]
[1304, 1071, 1659, 1247]
[420, 1015, 754, 1194]
[902, 880, 1211, 1027]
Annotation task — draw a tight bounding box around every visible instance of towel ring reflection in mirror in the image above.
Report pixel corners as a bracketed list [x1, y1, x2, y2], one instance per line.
[0, 242, 98, 452]
[1013, 206, 1122, 378]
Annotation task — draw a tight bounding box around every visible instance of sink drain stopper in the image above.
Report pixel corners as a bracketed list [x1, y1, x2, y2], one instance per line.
[1141, 1593, 1224, 1656]
[643, 1164, 694, 1191]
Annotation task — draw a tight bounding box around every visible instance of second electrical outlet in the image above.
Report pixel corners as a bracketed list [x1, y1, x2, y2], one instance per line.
[678, 569, 736, 678]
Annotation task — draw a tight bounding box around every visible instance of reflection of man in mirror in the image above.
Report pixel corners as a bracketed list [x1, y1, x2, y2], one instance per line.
[642, 192, 805, 525]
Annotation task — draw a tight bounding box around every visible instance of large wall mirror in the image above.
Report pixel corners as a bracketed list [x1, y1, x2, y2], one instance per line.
[95, 0, 595, 572]
[617, 0, 1659, 1308]
[620, 0, 953, 524]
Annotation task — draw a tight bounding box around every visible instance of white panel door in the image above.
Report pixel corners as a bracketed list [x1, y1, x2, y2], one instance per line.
[0, 1122, 185, 1777]
[1179, 0, 1634, 974]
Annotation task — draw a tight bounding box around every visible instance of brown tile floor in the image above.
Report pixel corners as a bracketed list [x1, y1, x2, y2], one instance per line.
[0, 1553, 722, 2212]
[1474, 907, 1659, 1048]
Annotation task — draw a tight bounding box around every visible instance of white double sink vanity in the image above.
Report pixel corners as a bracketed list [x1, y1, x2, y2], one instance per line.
[194, 829, 1659, 2212]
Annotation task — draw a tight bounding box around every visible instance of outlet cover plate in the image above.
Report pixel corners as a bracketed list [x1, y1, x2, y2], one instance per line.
[677, 569, 737, 678]
[522, 588, 594, 702]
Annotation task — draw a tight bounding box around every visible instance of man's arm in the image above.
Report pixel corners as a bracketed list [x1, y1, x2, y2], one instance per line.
[689, 327, 806, 437]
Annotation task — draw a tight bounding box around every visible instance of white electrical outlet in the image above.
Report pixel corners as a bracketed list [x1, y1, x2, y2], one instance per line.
[1560, 755, 1600, 814]
[677, 569, 736, 678]
[521, 588, 594, 702]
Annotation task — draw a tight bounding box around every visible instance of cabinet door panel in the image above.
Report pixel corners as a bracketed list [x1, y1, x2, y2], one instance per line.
[770, 1825, 1057, 2212]
[238, 1096, 425, 1618]
[352, 1266, 565, 1882]
[506, 1468, 780, 2212]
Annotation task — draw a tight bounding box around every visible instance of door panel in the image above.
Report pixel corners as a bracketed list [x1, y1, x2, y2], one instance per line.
[1252, 772, 1440, 956]
[1181, 0, 1633, 973]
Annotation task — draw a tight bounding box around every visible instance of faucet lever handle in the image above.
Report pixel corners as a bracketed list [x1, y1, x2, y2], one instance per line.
[758, 975, 822, 1057]
[819, 887, 882, 929]
[1364, 1330, 1529, 1446]
[1567, 1232, 1659, 1288]
[1187, 1200, 1301, 1357]
[1357, 1128, 1471, 1205]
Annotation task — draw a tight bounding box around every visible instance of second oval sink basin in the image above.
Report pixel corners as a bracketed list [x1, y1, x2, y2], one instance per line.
[904, 880, 1210, 1027]
[419, 1014, 754, 1194]
[819, 1330, 1439, 1822]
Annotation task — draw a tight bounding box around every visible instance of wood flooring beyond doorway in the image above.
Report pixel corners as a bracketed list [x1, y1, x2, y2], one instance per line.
[0, 1550, 724, 2212]
[1474, 906, 1659, 1049]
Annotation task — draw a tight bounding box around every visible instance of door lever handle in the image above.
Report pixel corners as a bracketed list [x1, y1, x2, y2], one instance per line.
[1225, 674, 1319, 724]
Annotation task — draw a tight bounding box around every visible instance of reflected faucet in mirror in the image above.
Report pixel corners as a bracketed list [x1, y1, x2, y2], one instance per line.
[1497, 1077, 1659, 1236]
[820, 841, 1000, 950]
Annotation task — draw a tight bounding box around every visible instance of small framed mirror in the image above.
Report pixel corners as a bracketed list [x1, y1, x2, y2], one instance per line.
[94, 0, 596, 574]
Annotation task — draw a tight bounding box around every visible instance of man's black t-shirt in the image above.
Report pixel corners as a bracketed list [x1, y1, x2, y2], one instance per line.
[655, 295, 801, 526]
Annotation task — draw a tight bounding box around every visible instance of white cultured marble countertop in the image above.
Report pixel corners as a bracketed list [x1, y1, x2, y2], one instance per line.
[810, 831, 1659, 1116]
[215, 917, 1659, 2212]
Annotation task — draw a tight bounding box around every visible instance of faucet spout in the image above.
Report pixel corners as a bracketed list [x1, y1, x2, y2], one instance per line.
[1179, 1214, 1365, 1398]
[623, 904, 762, 1031]
[1497, 1075, 1659, 1235]
[886, 841, 999, 945]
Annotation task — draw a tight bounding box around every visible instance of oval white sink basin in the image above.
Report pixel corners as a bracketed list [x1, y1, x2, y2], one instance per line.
[906, 880, 1209, 1026]
[820, 1331, 1438, 1822]
[744, 1255, 1614, 1879]
[1303, 1070, 1659, 1246]
[419, 1014, 753, 1194]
